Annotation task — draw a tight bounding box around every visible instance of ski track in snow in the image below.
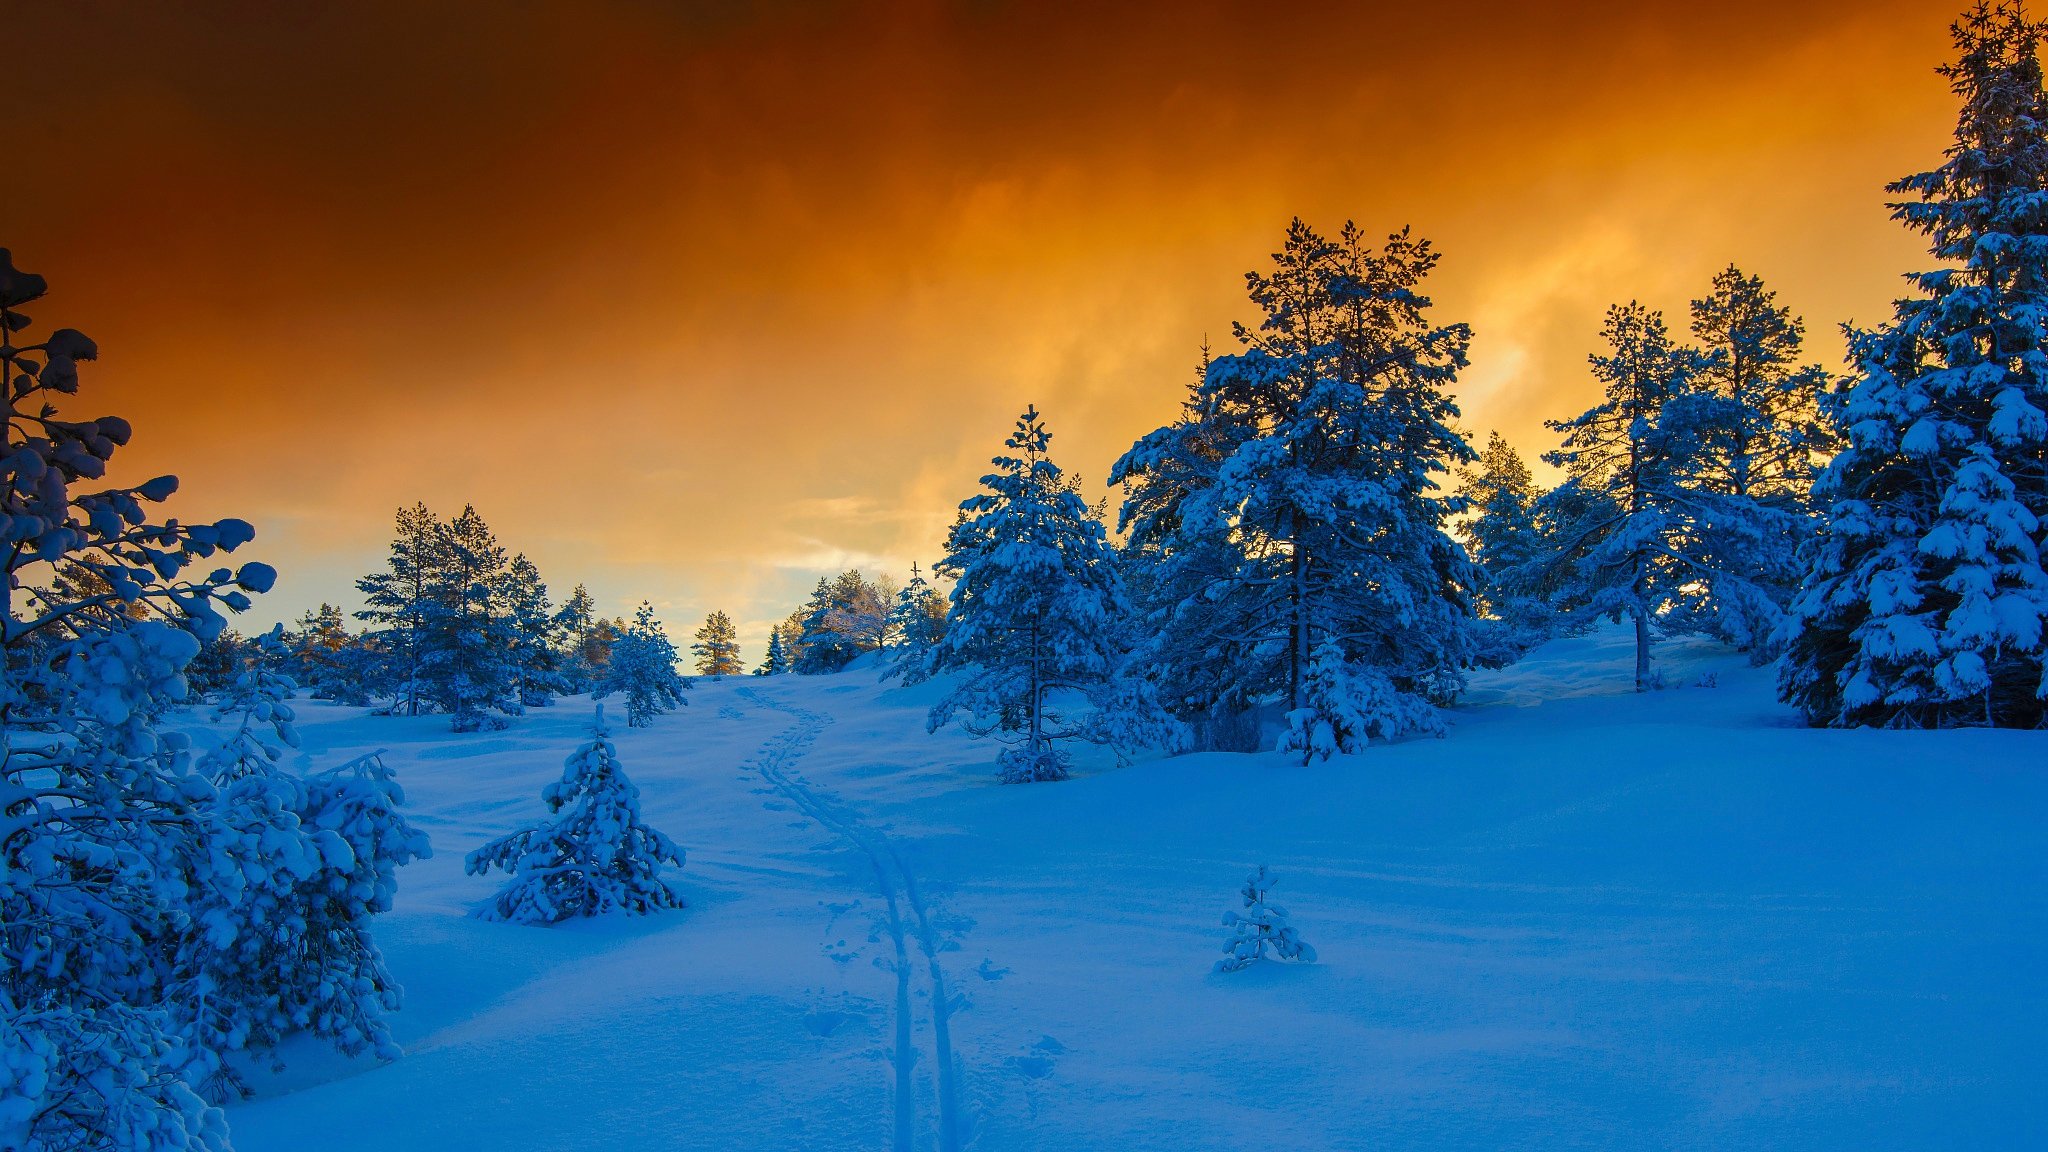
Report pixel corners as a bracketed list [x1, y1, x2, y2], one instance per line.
[737, 687, 965, 1152]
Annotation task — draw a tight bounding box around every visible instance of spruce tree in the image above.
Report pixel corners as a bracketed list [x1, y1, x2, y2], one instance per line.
[883, 561, 947, 683]
[355, 502, 440, 716]
[755, 626, 792, 675]
[691, 609, 744, 677]
[466, 707, 685, 923]
[1783, 2, 2048, 727]
[1215, 865, 1316, 973]
[290, 602, 365, 704]
[1456, 431, 1551, 646]
[928, 406, 1168, 781]
[1113, 220, 1483, 754]
[503, 553, 563, 707]
[1532, 303, 1702, 690]
[417, 504, 520, 730]
[553, 583, 600, 692]
[596, 602, 688, 726]
[1670, 266, 1836, 654]
[175, 631, 429, 1102]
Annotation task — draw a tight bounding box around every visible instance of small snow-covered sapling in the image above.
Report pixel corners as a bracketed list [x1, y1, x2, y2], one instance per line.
[1215, 865, 1316, 973]
[466, 705, 686, 923]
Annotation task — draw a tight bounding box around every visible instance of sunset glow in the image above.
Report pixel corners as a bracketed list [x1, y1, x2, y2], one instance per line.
[15, 0, 1953, 650]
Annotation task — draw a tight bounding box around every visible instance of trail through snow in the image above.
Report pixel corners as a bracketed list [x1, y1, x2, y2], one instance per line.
[738, 687, 965, 1152]
[214, 627, 2047, 1151]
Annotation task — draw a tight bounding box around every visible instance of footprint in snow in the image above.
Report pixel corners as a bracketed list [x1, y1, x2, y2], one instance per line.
[717, 705, 746, 720]
[803, 1009, 859, 1037]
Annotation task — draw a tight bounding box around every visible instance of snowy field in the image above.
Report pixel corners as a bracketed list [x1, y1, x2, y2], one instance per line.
[212, 626, 2045, 1151]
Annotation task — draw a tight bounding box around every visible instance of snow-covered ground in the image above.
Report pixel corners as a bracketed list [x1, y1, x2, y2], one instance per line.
[216, 626, 2045, 1150]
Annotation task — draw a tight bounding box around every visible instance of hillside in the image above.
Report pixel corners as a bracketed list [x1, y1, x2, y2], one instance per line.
[218, 626, 2047, 1151]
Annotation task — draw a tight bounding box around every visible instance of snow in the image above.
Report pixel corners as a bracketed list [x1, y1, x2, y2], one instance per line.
[212, 624, 2046, 1150]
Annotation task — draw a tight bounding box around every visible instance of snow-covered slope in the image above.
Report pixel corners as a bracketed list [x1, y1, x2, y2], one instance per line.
[219, 626, 2046, 1150]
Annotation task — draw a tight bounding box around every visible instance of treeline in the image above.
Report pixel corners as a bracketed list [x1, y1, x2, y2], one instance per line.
[196, 502, 688, 729]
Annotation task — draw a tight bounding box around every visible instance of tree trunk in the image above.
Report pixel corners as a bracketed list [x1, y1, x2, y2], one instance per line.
[1632, 605, 1652, 692]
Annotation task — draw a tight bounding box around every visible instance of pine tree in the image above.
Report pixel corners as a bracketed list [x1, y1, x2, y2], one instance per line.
[883, 561, 947, 683]
[1215, 865, 1316, 973]
[691, 609, 744, 677]
[0, 249, 275, 1150]
[290, 602, 367, 704]
[1275, 640, 1441, 763]
[1670, 266, 1837, 654]
[553, 583, 600, 692]
[928, 406, 1170, 782]
[1455, 431, 1551, 646]
[417, 504, 521, 730]
[793, 570, 892, 673]
[503, 553, 564, 707]
[1531, 303, 1704, 690]
[1783, 2, 2048, 727]
[755, 626, 792, 675]
[174, 630, 429, 1102]
[355, 502, 440, 716]
[466, 707, 686, 923]
[596, 602, 689, 726]
[1113, 220, 1483, 754]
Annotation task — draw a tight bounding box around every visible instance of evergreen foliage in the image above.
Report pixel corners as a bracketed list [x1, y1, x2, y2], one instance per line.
[790, 570, 895, 673]
[883, 561, 948, 683]
[929, 406, 1172, 781]
[355, 502, 439, 716]
[596, 602, 689, 726]
[177, 630, 430, 1101]
[1113, 220, 1484, 754]
[466, 707, 686, 923]
[1455, 431, 1552, 646]
[0, 249, 314, 1149]
[1215, 865, 1316, 973]
[691, 609, 744, 677]
[1783, 2, 2048, 727]
[755, 626, 792, 675]
[1529, 303, 1704, 690]
[415, 505, 522, 730]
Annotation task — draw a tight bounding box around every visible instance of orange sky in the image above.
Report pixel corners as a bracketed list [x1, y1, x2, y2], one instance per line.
[11, 0, 1957, 656]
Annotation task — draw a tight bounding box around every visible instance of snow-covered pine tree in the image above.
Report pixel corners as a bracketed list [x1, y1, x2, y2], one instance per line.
[465, 706, 686, 923]
[1274, 640, 1442, 763]
[1783, 2, 2048, 728]
[755, 625, 792, 675]
[1215, 865, 1316, 973]
[883, 561, 947, 683]
[691, 609, 744, 677]
[789, 576, 834, 672]
[0, 249, 275, 1150]
[596, 602, 689, 726]
[794, 570, 892, 672]
[928, 405, 1170, 782]
[503, 553, 565, 707]
[553, 582, 600, 692]
[290, 602, 371, 705]
[185, 628, 251, 701]
[417, 504, 521, 730]
[1530, 303, 1704, 691]
[1112, 221, 1483, 755]
[1669, 266, 1837, 655]
[173, 629, 430, 1101]
[355, 502, 440, 715]
[1455, 431, 1552, 648]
